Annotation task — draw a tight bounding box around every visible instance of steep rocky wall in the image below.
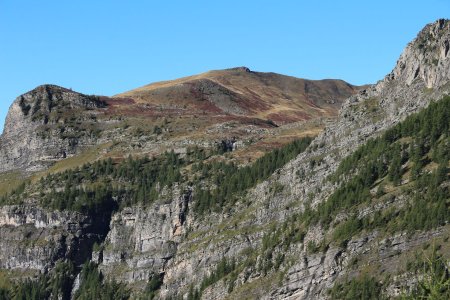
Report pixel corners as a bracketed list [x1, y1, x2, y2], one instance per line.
[0, 204, 113, 273]
[0, 85, 105, 173]
[98, 187, 191, 289]
[271, 18, 450, 211]
[65, 19, 450, 300]
[0, 205, 85, 271]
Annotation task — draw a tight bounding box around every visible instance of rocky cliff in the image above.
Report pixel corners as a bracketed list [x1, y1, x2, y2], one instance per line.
[0, 85, 107, 173]
[0, 19, 449, 300]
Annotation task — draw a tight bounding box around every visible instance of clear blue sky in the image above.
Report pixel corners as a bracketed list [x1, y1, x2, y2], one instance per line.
[1, 1, 448, 133]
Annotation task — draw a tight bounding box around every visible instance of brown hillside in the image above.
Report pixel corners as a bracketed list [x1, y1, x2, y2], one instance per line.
[114, 67, 360, 125]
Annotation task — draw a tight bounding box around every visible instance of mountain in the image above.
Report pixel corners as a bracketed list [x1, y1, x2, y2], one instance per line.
[0, 69, 359, 177]
[0, 19, 449, 300]
[116, 67, 357, 122]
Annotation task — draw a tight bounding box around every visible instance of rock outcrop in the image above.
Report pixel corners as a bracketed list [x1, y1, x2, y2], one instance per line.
[0, 205, 108, 271]
[99, 187, 191, 288]
[0, 85, 106, 173]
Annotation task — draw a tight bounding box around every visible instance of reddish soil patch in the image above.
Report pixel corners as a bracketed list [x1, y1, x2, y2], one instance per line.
[252, 140, 285, 151]
[104, 97, 136, 106]
[304, 96, 322, 109]
[192, 100, 224, 114]
[239, 87, 272, 112]
[266, 111, 311, 125]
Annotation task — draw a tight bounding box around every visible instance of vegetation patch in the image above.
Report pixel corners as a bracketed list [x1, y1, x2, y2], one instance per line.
[329, 273, 383, 300]
[192, 137, 312, 215]
[0, 171, 26, 197]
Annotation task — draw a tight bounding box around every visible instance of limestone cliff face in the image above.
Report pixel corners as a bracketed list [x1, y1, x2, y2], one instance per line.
[390, 18, 450, 88]
[275, 18, 450, 210]
[0, 85, 105, 173]
[98, 187, 190, 287]
[0, 205, 92, 271]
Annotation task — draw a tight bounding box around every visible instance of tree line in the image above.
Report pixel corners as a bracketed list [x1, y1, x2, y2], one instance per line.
[192, 137, 313, 215]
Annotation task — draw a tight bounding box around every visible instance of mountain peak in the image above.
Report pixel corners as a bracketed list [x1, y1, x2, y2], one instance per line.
[2, 85, 106, 138]
[388, 18, 450, 88]
[225, 66, 252, 72]
[18, 84, 87, 106]
[28, 84, 76, 93]
[423, 18, 449, 34]
[116, 68, 360, 124]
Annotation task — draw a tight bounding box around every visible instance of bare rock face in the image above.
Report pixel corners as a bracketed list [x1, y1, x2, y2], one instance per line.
[0, 205, 91, 271]
[391, 19, 450, 88]
[0, 85, 106, 173]
[98, 187, 191, 288]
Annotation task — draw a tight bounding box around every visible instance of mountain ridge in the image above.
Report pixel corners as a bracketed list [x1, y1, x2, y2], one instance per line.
[116, 67, 361, 122]
[0, 68, 361, 175]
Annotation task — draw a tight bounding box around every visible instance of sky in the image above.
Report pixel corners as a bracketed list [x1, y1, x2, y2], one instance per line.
[0, 1, 449, 133]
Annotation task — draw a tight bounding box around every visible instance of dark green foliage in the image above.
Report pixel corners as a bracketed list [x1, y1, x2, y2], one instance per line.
[250, 96, 449, 268]
[331, 95, 449, 184]
[332, 215, 362, 246]
[152, 125, 162, 135]
[329, 274, 383, 300]
[217, 140, 234, 154]
[404, 247, 450, 299]
[0, 287, 11, 299]
[0, 261, 74, 300]
[10, 277, 48, 300]
[187, 285, 200, 300]
[0, 261, 127, 300]
[187, 257, 237, 300]
[13, 182, 26, 196]
[0, 181, 28, 206]
[47, 262, 74, 300]
[257, 218, 310, 274]
[34, 151, 185, 213]
[409, 159, 423, 181]
[393, 171, 449, 232]
[259, 226, 282, 274]
[193, 137, 312, 215]
[183, 96, 449, 299]
[74, 262, 129, 300]
[316, 177, 371, 225]
[316, 96, 450, 236]
[43, 184, 115, 215]
[139, 273, 163, 300]
[388, 145, 403, 185]
[305, 240, 325, 254]
[199, 257, 236, 292]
